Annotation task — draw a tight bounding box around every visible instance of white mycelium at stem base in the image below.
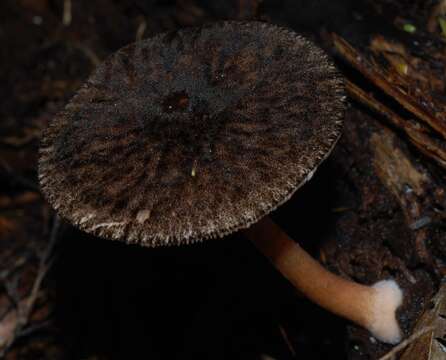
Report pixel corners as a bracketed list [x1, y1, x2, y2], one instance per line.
[244, 216, 403, 344]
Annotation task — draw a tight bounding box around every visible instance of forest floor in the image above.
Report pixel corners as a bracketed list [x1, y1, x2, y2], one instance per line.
[0, 0, 445, 359]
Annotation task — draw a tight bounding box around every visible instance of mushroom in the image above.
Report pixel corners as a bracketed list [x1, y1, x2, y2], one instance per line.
[39, 21, 403, 344]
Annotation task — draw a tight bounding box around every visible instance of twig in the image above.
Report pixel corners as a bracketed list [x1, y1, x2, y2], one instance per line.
[63, 0, 72, 26]
[71, 42, 101, 67]
[333, 34, 446, 139]
[23, 216, 61, 321]
[378, 326, 435, 360]
[3, 277, 21, 308]
[345, 80, 446, 169]
[0, 216, 61, 357]
[278, 324, 296, 357]
[136, 19, 147, 42]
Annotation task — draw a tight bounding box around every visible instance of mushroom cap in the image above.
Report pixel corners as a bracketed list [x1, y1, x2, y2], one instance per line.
[39, 21, 345, 247]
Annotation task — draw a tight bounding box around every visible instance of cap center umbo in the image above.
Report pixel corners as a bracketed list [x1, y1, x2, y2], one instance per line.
[158, 87, 233, 150]
[150, 90, 234, 179]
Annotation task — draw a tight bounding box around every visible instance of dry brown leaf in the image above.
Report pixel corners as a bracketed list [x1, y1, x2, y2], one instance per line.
[400, 282, 446, 359]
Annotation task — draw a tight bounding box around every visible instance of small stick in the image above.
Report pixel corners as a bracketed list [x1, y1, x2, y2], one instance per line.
[278, 324, 296, 357]
[333, 34, 446, 139]
[70, 42, 101, 67]
[63, 0, 72, 26]
[345, 80, 446, 168]
[136, 20, 147, 42]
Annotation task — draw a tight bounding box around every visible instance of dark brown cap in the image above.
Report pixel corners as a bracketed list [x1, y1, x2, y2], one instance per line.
[39, 21, 345, 246]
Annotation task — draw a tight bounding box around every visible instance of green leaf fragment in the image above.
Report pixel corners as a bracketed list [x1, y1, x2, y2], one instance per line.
[438, 16, 446, 37]
[403, 23, 416, 33]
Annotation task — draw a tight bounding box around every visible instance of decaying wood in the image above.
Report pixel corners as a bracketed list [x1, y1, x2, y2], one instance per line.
[333, 34, 446, 137]
[345, 80, 446, 168]
[370, 127, 440, 273]
[333, 34, 446, 169]
[329, 7, 446, 356]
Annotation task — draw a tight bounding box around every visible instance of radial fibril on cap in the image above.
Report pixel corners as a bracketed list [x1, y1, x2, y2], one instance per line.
[39, 21, 345, 247]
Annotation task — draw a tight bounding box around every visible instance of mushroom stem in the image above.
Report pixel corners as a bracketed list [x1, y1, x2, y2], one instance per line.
[244, 216, 403, 344]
